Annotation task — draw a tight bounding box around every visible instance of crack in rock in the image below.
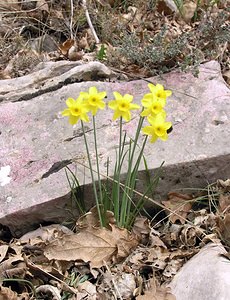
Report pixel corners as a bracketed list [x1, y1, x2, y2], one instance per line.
[41, 160, 72, 179]
[15, 77, 84, 102]
[63, 123, 110, 142]
[0, 61, 113, 103]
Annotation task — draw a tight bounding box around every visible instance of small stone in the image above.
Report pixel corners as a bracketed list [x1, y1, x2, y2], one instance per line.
[169, 243, 230, 300]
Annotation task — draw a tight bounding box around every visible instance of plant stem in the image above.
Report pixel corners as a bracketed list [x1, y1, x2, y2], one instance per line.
[125, 135, 148, 227]
[119, 116, 145, 227]
[114, 117, 123, 222]
[81, 121, 104, 227]
[92, 116, 103, 206]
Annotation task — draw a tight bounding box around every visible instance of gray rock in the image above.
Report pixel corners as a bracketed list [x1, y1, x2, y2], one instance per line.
[28, 34, 59, 53]
[169, 243, 230, 300]
[0, 61, 113, 102]
[0, 60, 230, 236]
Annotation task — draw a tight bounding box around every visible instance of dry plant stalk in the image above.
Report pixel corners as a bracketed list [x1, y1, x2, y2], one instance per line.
[81, 0, 100, 43]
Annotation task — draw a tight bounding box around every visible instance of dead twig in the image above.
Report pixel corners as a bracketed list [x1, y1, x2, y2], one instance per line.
[81, 0, 100, 44]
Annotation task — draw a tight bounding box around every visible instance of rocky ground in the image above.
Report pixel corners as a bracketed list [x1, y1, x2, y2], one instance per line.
[0, 0, 229, 82]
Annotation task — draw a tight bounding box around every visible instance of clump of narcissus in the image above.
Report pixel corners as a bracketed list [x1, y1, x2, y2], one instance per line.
[61, 83, 172, 228]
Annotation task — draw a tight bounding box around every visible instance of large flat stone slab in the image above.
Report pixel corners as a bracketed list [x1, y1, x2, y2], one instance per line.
[0, 60, 230, 235]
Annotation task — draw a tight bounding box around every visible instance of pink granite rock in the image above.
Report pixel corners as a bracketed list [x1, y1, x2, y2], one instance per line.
[0, 61, 229, 235]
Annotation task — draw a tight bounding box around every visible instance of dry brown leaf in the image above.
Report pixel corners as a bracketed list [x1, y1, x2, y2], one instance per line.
[147, 247, 170, 270]
[26, 260, 77, 294]
[0, 245, 8, 263]
[59, 39, 75, 56]
[169, 249, 195, 260]
[0, 255, 25, 277]
[114, 273, 136, 299]
[219, 194, 230, 213]
[150, 229, 167, 248]
[36, 285, 61, 300]
[0, 0, 20, 10]
[217, 179, 230, 192]
[216, 213, 230, 246]
[132, 217, 151, 243]
[19, 224, 73, 245]
[136, 277, 176, 300]
[36, 0, 49, 14]
[181, 1, 197, 22]
[78, 281, 97, 299]
[162, 192, 194, 224]
[129, 252, 145, 264]
[0, 70, 11, 80]
[180, 225, 201, 247]
[163, 259, 183, 278]
[223, 70, 230, 85]
[200, 233, 220, 246]
[3, 262, 27, 279]
[68, 48, 84, 61]
[78, 37, 90, 50]
[0, 285, 18, 300]
[18, 293, 30, 300]
[77, 207, 116, 229]
[44, 225, 138, 268]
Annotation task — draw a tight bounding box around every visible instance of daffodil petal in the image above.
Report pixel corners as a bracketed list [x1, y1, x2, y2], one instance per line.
[155, 111, 167, 121]
[130, 103, 140, 110]
[69, 115, 79, 125]
[150, 134, 158, 143]
[159, 133, 168, 141]
[108, 100, 118, 109]
[141, 94, 155, 107]
[113, 110, 121, 121]
[98, 91, 107, 99]
[123, 94, 133, 102]
[66, 98, 75, 107]
[166, 90, 172, 97]
[113, 91, 122, 100]
[142, 126, 154, 135]
[76, 95, 85, 103]
[81, 113, 89, 122]
[147, 115, 157, 126]
[148, 83, 156, 93]
[140, 109, 149, 117]
[62, 109, 71, 116]
[80, 92, 89, 99]
[89, 86, 98, 94]
[98, 101, 106, 109]
[91, 107, 98, 116]
[155, 83, 164, 90]
[158, 98, 166, 107]
[122, 110, 131, 122]
[164, 122, 172, 130]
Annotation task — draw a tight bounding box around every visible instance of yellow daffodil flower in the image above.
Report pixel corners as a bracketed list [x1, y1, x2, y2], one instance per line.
[141, 83, 172, 108]
[142, 112, 172, 143]
[141, 99, 165, 117]
[62, 96, 89, 125]
[108, 92, 140, 122]
[148, 83, 172, 101]
[80, 86, 106, 116]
